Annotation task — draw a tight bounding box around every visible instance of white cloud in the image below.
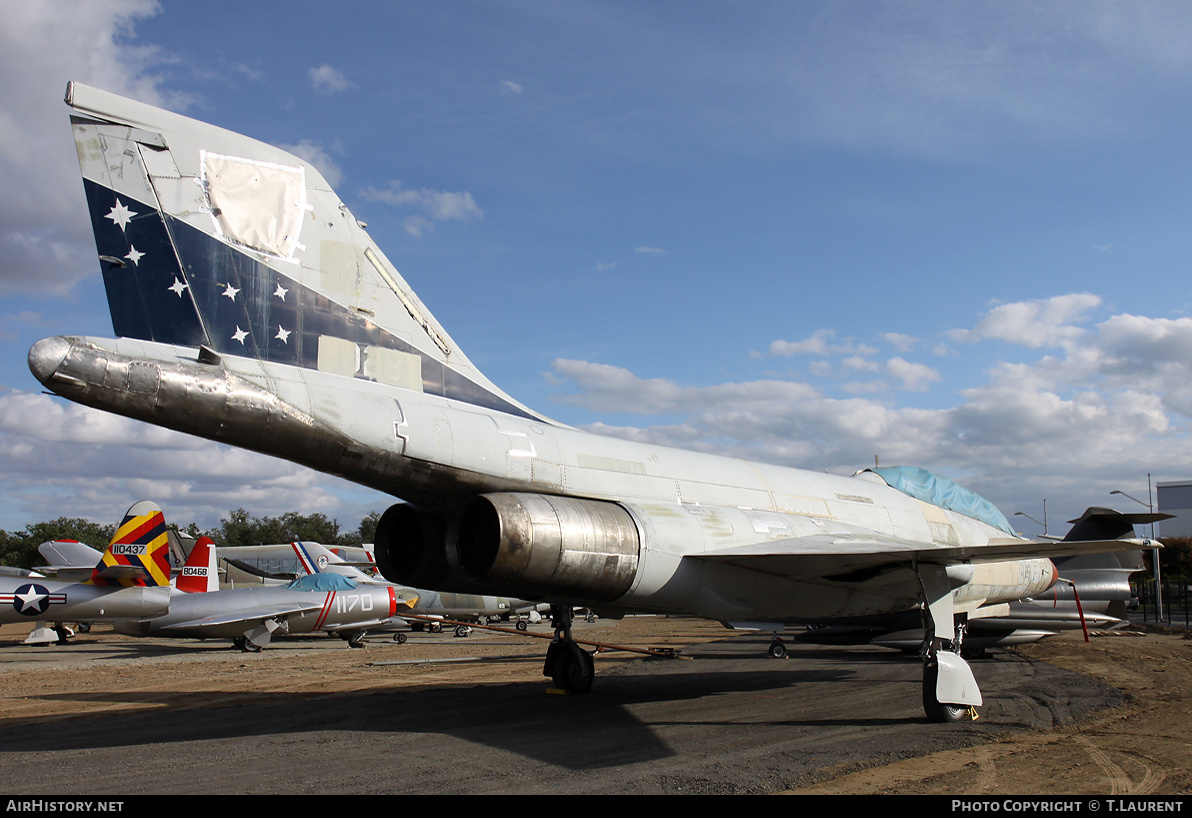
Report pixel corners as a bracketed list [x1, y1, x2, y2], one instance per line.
[765, 329, 878, 358]
[549, 293, 1192, 528]
[634, 246, 666, 255]
[499, 79, 523, 96]
[359, 180, 484, 237]
[886, 357, 941, 391]
[951, 293, 1102, 349]
[309, 63, 352, 94]
[0, 1, 176, 295]
[276, 139, 343, 188]
[883, 332, 919, 353]
[0, 391, 377, 532]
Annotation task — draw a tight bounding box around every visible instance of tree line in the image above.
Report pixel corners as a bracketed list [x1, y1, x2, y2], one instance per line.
[3, 511, 1191, 578]
[0, 509, 382, 570]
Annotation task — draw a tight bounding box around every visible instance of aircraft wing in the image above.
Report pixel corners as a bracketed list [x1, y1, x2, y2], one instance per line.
[156, 600, 325, 631]
[692, 532, 1156, 582]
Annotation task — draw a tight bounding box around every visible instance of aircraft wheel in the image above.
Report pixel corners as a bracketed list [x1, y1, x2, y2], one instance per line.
[236, 637, 262, 653]
[76, 623, 91, 633]
[428, 622, 442, 634]
[551, 642, 594, 693]
[348, 632, 365, 649]
[922, 661, 969, 723]
[393, 632, 407, 643]
[516, 620, 528, 631]
[768, 641, 787, 660]
[454, 625, 471, 637]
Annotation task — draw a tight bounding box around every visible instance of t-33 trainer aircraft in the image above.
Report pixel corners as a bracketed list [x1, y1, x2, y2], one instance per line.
[0, 501, 172, 642]
[30, 83, 1160, 720]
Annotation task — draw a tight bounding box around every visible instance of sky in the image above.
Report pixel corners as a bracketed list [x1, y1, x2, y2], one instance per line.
[1, 0, 1191, 536]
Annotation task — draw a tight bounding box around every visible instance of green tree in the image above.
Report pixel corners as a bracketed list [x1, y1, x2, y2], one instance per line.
[358, 510, 380, 545]
[1154, 537, 1192, 579]
[215, 509, 345, 547]
[0, 518, 116, 570]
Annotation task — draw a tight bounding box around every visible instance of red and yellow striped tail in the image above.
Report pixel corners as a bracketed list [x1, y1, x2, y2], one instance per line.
[88, 500, 172, 587]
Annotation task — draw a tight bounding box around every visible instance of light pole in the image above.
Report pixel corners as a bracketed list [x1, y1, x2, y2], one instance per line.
[1112, 480, 1162, 620]
[1014, 503, 1047, 536]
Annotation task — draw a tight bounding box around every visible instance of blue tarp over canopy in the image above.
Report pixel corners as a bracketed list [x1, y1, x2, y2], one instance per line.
[287, 573, 358, 592]
[869, 466, 1016, 536]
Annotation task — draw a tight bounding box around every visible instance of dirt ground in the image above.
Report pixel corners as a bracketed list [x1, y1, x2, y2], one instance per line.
[790, 625, 1192, 795]
[1, 618, 1190, 794]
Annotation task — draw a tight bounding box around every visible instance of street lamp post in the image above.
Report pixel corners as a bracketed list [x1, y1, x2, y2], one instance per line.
[1014, 502, 1048, 536]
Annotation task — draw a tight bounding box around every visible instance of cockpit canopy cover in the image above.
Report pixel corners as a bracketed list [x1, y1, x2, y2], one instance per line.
[869, 466, 1016, 536]
[287, 573, 358, 592]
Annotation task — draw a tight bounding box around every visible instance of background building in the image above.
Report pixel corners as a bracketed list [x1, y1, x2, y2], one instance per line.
[1157, 481, 1192, 538]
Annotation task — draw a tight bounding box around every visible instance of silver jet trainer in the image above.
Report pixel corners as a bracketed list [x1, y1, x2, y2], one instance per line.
[31, 82, 1162, 721]
[0, 501, 173, 643]
[110, 535, 419, 651]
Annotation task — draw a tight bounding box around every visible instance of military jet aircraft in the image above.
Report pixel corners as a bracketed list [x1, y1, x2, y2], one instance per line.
[287, 541, 546, 629]
[30, 82, 1161, 719]
[109, 533, 419, 650]
[1, 501, 173, 643]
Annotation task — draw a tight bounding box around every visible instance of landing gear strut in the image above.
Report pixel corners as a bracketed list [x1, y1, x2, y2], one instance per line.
[543, 605, 594, 693]
[918, 563, 980, 723]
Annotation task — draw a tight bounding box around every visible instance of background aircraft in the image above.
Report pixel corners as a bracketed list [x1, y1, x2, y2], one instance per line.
[800, 549, 1146, 655]
[29, 83, 1157, 719]
[0, 501, 173, 644]
[109, 533, 419, 650]
[287, 541, 547, 629]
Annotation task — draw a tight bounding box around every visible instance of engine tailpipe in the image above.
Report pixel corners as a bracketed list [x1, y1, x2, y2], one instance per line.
[456, 493, 640, 602]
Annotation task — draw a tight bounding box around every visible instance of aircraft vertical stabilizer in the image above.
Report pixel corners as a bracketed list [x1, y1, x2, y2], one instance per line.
[176, 536, 219, 593]
[64, 81, 538, 422]
[88, 500, 172, 588]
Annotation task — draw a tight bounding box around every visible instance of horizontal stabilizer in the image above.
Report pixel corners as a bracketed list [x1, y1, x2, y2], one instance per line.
[1064, 507, 1172, 542]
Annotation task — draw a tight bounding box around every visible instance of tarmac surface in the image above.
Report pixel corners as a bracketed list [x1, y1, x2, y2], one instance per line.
[0, 616, 1182, 795]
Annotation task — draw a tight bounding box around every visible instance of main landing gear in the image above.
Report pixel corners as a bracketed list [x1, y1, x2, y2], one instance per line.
[918, 563, 981, 723]
[543, 604, 595, 693]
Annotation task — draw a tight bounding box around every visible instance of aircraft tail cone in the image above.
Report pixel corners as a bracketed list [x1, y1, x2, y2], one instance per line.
[28, 335, 71, 387]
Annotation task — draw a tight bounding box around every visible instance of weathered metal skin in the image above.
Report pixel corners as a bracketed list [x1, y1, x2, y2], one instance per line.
[31, 334, 353, 468]
[29, 336, 524, 516]
[453, 493, 641, 602]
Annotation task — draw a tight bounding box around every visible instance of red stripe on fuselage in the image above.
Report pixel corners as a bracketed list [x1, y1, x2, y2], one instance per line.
[314, 591, 334, 630]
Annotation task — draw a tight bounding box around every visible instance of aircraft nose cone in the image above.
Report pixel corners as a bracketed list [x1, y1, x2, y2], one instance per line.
[27, 335, 72, 385]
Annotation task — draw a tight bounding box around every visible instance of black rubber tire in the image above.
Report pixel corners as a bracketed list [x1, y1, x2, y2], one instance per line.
[551, 642, 594, 693]
[923, 661, 969, 723]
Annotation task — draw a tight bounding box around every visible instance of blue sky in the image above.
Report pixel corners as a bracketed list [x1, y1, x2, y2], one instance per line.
[2, 1, 1191, 535]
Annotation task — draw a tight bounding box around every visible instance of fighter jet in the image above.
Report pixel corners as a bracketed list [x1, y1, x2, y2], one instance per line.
[287, 541, 548, 632]
[0, 501, 173, 643]
[29, 83, 1162, 720]
[107, 533, 418, 650]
